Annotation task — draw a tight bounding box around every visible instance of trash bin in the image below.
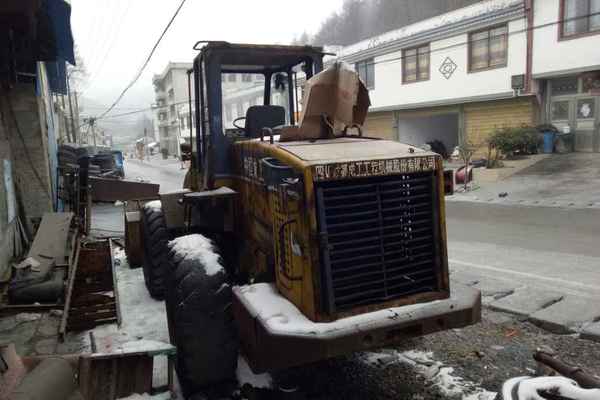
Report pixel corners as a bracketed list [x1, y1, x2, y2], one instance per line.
[543, 131, 555, 153]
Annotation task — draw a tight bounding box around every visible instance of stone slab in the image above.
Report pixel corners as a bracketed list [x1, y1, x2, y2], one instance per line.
[529, 295, 600, 334]
[489, 288, 564, 317]
[581, 321, 600, 343]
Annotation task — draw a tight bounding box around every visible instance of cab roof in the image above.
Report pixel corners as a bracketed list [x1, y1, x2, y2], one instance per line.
[193, 41, 325, 73]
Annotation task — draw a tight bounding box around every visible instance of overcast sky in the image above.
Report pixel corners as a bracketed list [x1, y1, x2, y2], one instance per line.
[71, 0, 344, 116]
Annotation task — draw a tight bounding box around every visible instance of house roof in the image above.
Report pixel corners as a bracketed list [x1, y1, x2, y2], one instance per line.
[332, 0, 524, 64]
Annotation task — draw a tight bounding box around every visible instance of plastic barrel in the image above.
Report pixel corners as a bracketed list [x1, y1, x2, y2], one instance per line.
[543, 131, 555, 153]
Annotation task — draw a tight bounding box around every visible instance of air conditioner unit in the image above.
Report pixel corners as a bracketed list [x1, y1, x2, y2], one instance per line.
[511, 74, 525, 90]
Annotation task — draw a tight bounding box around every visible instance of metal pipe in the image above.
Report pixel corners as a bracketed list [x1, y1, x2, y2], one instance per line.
[187, 69, 193, 150]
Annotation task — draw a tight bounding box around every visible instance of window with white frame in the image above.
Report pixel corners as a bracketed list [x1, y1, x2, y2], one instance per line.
[469, 25, 508, 72]
[403, 44, 430, 83]
[355, 58, 374, 90]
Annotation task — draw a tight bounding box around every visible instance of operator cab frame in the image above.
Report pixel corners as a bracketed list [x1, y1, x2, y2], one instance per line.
[191, 41, 325, 189]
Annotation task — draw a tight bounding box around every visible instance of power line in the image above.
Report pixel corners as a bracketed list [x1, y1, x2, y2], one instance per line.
[97, 0, 188, 119]
[84, 0, 134, 92]
[96, 10, 599, 121]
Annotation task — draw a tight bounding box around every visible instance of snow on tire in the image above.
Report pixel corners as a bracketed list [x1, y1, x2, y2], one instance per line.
[141, 201, 170, 299]
[166, 234, 239, 397]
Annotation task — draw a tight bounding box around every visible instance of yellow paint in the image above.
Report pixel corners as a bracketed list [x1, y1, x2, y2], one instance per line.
[204, 137, 447, 322]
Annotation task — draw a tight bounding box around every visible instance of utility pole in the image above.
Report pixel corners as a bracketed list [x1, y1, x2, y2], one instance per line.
[73, 91, 80, 144]
[61, 94, 71, 142]
[66, 76, 77, 144]
[144, 127, 149, 161]
[89, 117, 97, 152]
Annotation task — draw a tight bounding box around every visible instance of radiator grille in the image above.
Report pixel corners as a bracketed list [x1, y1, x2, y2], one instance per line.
[316, 171, 442, 313]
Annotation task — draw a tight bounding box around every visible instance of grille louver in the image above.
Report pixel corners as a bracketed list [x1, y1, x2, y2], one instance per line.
[316, 171, 442, 313]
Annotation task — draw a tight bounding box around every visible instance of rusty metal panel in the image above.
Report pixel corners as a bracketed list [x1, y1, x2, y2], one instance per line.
[124, 201, 144, 269]
[159, 190, 189, 229]
[78, 354, 153, 400]
[233, 284, 480, 373]
[89, 177, 159, 202]
[60, 240, 120, 336]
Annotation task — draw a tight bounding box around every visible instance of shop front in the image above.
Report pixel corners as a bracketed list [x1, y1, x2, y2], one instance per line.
[547, 72, 600, 152]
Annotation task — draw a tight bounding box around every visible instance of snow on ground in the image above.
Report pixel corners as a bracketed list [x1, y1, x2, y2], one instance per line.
[168, 234, 224, 276]
[363, 350, 497, 400]
[501, 376, 600, 400]
[61, 247, 174, 391]
[117, 393, 172, 400]
[236, 356, 273, 389]
[143, 200, 162, 210]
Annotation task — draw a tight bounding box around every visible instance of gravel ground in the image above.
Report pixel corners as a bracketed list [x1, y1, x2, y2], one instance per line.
[418, 309, 600, 393]
[261, 309, 600, 400]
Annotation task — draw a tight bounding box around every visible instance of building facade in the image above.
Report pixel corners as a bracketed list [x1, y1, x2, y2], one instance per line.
[1, 0, 75, 277]
[332, 0, 600, 153]
[153, 62, 193, 156]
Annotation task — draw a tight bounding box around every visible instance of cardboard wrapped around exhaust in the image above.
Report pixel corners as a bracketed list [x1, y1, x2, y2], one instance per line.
[279, 62, 371, 142]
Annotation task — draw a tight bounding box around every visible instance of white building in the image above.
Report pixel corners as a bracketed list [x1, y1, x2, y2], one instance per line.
[330, 0, 600, 153]
[153, 65, 263, 154]
[152, 62, 193, 155]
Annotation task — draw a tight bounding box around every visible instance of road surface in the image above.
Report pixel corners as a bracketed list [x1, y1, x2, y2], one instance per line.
[124, 157, 187, 193]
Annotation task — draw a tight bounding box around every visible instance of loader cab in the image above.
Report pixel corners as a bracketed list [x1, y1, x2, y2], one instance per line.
[191, 42, 324, 188]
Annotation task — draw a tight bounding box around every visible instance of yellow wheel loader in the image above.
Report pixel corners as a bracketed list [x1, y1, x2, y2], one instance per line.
[132, 42, 481, 397]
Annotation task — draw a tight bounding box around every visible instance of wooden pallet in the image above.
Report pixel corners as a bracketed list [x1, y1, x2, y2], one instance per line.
[60, 239, 121, 338]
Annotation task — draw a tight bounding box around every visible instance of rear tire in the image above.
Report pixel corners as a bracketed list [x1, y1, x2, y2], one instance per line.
[141, 202, 170, 299]
[166, 234, 238, 397]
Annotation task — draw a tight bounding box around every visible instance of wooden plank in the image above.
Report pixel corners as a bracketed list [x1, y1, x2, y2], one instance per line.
[71, 303, 115, 313]
[67, 318, 118, 332]
[90, 176, 159, 202]
[0, 303, 63, 316]
[70, 293, 115, 307]
[115, 355, 153, 397]
[109, 239, 122, 327]
[60, 239, 81, 340]
[68, 311, 118, 325]
[28, 212, 74, 266]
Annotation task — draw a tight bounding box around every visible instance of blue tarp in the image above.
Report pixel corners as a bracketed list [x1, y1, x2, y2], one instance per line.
[46, 0, 75, 66]
[45, 59, 67, 94]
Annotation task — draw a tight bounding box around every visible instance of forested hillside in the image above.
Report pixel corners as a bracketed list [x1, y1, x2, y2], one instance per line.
[295, 0, 484, 45]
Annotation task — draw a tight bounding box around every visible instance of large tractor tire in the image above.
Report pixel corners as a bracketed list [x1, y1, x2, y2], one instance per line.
[141, 202, 170, 299]
[166, 234, 238, 397]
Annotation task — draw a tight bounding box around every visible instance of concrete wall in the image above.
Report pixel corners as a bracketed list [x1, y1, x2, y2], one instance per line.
[2, 84, 53, 233]
[0, 110, 14, 277]
[369, 18, 528, 109]
[464, 97, 536, 146]
[532, 0, 600, 77]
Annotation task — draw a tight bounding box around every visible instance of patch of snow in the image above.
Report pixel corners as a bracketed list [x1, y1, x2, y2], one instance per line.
[502, 376, 600, 400]
[114, 339, 175, 355]
[143, 200, 162, 210]
[15, 313, 41, 323]
[337, 0, 522, 58]
[364, 350, 497, 399]
[236, 356, 272, 389]
[235, 283, 470, 336]
[168, 234, 224, 276]
[116, 393, 172, 400]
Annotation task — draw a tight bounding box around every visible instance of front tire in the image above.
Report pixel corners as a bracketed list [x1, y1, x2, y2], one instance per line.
[166, 234, 238, 397]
